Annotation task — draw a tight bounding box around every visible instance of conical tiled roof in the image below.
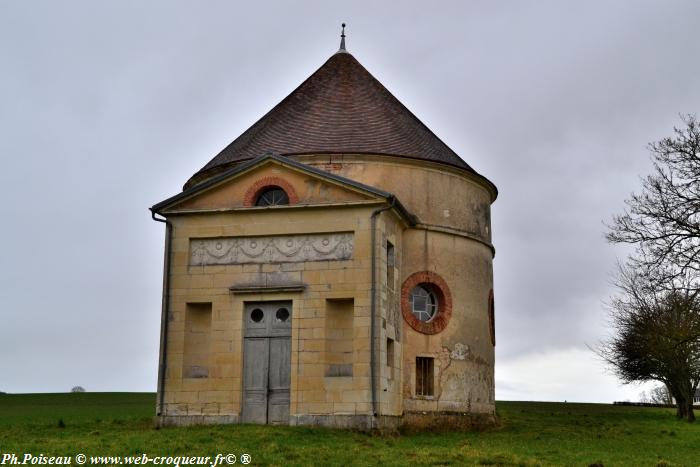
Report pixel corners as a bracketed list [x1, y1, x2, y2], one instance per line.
[187, 50, 480, 187]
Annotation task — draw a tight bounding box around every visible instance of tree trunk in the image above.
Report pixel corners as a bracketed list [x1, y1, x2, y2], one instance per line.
[684, 398, 695, 422]
[675, 395, 688, 419]
[681, 381, 698, 422]
[670, 384, 684, 419]
[674, 382, 696, 422]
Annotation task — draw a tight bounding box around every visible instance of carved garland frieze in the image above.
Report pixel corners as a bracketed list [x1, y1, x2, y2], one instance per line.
[190, 233, 354, 266]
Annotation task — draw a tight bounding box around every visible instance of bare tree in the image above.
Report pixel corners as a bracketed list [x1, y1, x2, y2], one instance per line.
[71, 386, 85, 393]
[649, 385, 673, 405]
[599, 266, 700, 422]
[607, 115, 700, 285]
[638, 390, 650, 403]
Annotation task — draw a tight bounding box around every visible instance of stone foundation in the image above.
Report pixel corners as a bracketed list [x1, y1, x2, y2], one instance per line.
[156, 411, 497, 432]
[156, 414, 239, 427]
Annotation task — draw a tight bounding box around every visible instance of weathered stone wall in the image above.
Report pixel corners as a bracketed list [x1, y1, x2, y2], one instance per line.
[299, 154, 495, 244]
[160, 204, 405, 422]
[157, 154, 496, 426]
[377, 214, 404, 416]
[400, 229, 494, 415]
[299, 154, 496, 417]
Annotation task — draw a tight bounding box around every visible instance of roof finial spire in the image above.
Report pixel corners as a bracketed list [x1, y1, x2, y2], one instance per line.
[339, 23, 347, 52]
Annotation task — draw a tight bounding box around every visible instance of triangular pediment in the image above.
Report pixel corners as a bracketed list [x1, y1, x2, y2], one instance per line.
[154, 154, 390, 213]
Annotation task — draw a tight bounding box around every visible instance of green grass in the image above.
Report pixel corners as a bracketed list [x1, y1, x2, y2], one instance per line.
[0, 393, 699, 466]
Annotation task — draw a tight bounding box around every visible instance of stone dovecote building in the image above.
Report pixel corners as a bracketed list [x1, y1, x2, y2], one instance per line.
[151, 32, 498, 430]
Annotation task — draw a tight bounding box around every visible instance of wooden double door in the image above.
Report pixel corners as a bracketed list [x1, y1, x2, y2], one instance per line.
[241, 301, 292, 424]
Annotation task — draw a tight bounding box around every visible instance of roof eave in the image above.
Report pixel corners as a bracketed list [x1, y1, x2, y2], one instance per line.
[185, 152, 498, 202]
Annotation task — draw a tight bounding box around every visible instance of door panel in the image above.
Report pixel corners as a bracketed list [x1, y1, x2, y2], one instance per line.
[244, 305, 269, 338]
[242, 301, 292, 425]
[241, 337, 269, 424]
[270, 304, 292, 336]
[267, 337, 291, 424]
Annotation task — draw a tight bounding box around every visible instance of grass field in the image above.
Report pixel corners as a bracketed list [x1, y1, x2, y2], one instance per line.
[0, 393, 698, 466]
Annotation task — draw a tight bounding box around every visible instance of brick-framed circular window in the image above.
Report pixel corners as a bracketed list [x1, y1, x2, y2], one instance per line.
[243, 177, 299, 207]
[401, 271, 452, 334]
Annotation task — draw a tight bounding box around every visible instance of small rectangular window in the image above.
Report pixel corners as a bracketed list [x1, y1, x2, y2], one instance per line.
[416, 356, 434, 396]
[386, 241, 395, 290]
[386, 338, 394, 379]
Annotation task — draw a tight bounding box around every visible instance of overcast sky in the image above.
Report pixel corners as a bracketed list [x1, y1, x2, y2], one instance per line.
[1, 1, 699, 402]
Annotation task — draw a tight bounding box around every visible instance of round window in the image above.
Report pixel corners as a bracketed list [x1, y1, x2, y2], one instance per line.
[401, 271, 452, 335]
[251, 308, 264, 323]
[409, 285, 438, 322]
[255, 187, 289, 206]
[275, 307, 290, 322]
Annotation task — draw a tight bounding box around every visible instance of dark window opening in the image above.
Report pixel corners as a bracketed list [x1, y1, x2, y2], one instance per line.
[251, 308, 264, 323]
[416, 356, 434, 396]
[275, 307, 290, 322]
[488, 290, 495, 346]
[255, 187, 289, 206]
[386, 241, 395, 290]
[387, 338, 395, 379]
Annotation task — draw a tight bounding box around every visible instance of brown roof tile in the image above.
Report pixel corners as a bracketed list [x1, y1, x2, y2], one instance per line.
[187, 51, 481, 187]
